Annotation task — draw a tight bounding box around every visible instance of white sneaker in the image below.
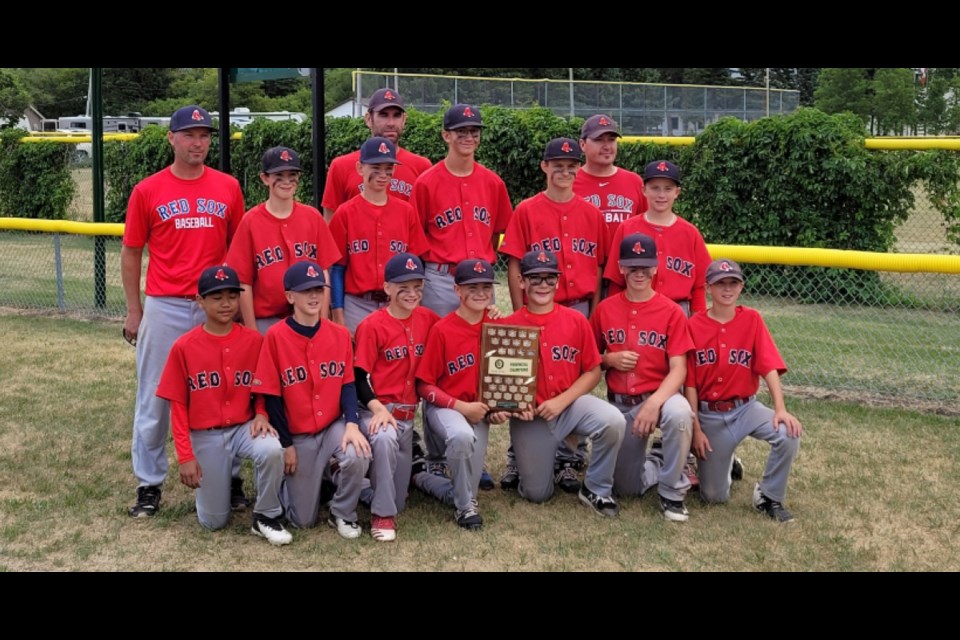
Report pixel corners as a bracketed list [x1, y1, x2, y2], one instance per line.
[328, 516, 362, 539]
[251, 514, 293, 546]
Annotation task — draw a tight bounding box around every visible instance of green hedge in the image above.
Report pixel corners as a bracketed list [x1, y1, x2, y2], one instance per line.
[0, 129, 74, 220]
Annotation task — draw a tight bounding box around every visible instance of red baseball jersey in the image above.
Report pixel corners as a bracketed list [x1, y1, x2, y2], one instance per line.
[156, 324, 263, 464]
[686, 306, 787, 402]
[321, 147, 432, 211]
[499, 192, 605, 303]
[254, 320, 355, 435]
[410, 161, 513, 265]
[328, 195, 429, 295]
[416, 311, 494, 403]
[123, 167, 245, 297]
[502, 306, 602, 406]
[591, 292, 694, 395]
[355, 306, 440, 405]
[573, 167, 648, 263]
[224, 202, 340, 318]
[603, 214, 712, 313]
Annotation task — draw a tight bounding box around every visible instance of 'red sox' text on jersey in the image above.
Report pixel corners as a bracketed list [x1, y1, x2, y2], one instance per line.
[686, 306, 787, 402]
[123, 167, 246, 297]
[590, 291, 694, 396]
[254, 320, 355, 435]
[410, 162, 513, 265]
[355, 306, 440, 406]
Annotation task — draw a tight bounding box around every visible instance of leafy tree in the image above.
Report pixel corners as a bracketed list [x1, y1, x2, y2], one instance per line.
[13, 67, 87, 119]
[0, 69, 30, 128]
[814, 68, 871, 123]
[872, 68, 916, 135]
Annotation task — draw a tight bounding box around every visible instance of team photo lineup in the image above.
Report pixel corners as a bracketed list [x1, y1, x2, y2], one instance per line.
[122, 90, 802, 547]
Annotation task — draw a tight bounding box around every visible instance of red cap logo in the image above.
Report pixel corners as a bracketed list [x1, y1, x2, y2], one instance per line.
[537, 252, 549, 263]
[191, 109, 203, 122]
[473, 261, 486, 274]
[405, 258, 417, 271]
[632, 242, 645, 255]
[599, 117, 609, 126]
[657, 161, 669, 172]
[280, 150, 292, 162]
[306, 265, 319, 278]
[463, 106, 475, 118]
[215, 268, 227, 281]
[378, 142, 389, 154]
[720, 261, 732, 272]
[561, 141, 572, 153]
[384, 90, 395, 101]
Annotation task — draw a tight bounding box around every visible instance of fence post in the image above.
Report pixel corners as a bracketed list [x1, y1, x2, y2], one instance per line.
[91, 67, 107, 309]
[53, 233, 66, 311]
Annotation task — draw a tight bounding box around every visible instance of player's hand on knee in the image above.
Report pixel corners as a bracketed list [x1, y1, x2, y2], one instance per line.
[369, 408, 398, 434]
[632, 402, 660, 437]
[283, 447, 298, 476]
[536, 398, 566, 422]
[179, 460, 201, 489]
[775, 410, 803, 438]
[251, 415, 278, 438]
[691, 430, 712, 460]
[342, 422, 372, 458]
[459, 401, 490, 425]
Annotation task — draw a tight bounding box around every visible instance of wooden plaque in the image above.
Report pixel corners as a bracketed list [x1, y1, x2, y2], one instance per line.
[479, 324, 540, 412]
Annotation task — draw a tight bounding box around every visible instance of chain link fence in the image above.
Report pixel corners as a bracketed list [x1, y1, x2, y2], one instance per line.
[354, 72, 800, 136]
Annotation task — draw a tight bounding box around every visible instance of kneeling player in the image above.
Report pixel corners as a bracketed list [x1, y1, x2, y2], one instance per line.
[685, 259, 802, 523]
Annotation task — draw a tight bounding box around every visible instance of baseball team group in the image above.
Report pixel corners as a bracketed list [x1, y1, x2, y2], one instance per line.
[120, 88, 802, 547]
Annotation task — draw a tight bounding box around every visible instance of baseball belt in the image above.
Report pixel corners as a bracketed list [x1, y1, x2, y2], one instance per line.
[561, 296, 592, 308]
[425, 262, 457, 275]
[607, 391, 653, 407]
[700, 395, 755, 413]
[359, 290, 390, 303]
[390, 404, 418, 421]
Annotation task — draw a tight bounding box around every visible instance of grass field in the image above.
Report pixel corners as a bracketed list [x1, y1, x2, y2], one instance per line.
[0, 312, 958, 572]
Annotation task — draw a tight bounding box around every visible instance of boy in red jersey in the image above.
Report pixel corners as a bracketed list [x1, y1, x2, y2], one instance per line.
[573, 114, 648, 269]
[504, 250, 625, 516]
[329, 137, 428, 334]
[685, 259, 802, 523]
[225, 146, 339, 333]
[322, 88, 432, 221]
[412, 259, 511, 530]
[591, 233, 697, 522]
[254, 262, 372, 537]
[156, 265, 291, 545]
[603, 161, 711, 316]
[353, 254, 439, 542]
[410, 104, 513, 317]
[123, 105, 247, 517]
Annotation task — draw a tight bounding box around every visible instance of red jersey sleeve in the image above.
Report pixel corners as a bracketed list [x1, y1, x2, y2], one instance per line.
[493, 178, 513, 234]
[328, 207, 350, 267]
[253, 332, 282, 397]
[170, 400, 194, 464]
[122, 185, 150, 249]
[225, 182, 246, 247]
[224, 212, 256, 284]
[603, 222, 627, 287]
[576, 313, 603, 373]
[498, 200, 529, 260]
[313, 208, 342, 270]
[406, 205, 429, 257]
[752, 312, 787, 378]
[321, 156, 350, 212]
[666, 307, 695, 358]
[415, 327, 444, 387]
[690, 228, 712, 314]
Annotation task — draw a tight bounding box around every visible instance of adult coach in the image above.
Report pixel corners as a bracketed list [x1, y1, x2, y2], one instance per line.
[573, 114, 647, 268]
[321, 88, 432, 222]
[122, 105, 246, 518]
[410, 104, 513, 317]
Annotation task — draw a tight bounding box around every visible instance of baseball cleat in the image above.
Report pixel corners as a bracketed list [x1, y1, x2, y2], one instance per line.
[555, 463, 581, 494]
[328, 516, 362, 539]
[479, 466, 495, 491]
[251, 513, 293, 546]
[455, 500, 483, 530]
[578, 485, 620, 517]
[128, 485, 162, 518]
[371, 515, 397, 542]
[752, 483, 794, 523]
[499, 464, 520, 491]
[230, 478, 252, 511]
[658, 495, 690, 522]
[731, 456, 744, 481]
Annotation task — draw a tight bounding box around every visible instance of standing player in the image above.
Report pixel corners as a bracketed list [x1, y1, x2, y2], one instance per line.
[410, 103, 513, 317]
[122, 105, 247, 518]
[253, 261, 372, 536]
[591, 234, 696, 521]
[685, 259, 802, 522]
[412, 259, 511, 530]
[225, 146, 340, 334]
[353, 254, 439, 541]
[156, 265, 291, 545]
[503, 250, 625, 515]
[573, 114, 648, 277]
[603, 161, 711, 315]
[321, 88, 432, 222]
[328, 137, 428, 334]
[500, 137, 605, 317]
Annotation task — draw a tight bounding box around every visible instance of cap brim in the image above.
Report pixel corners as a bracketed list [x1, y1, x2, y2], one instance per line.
[619, 258, 658, 268]
[584, 128, 621, 140]
[456, 277, 497, 285]
[171, 124, 216, 132]
[287, 281, 329, 292]
[264, 165, 302, 174]
[446, 122, 485, 130]
[199, 284, 242, 296]
[387, 273, 425, 283]
[371, 102, 405, 113]
[521, 267, 562, 275]
[362, 158, 402, 165]
[706, 273, 744, 285]
[543, 155, 582, 162]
